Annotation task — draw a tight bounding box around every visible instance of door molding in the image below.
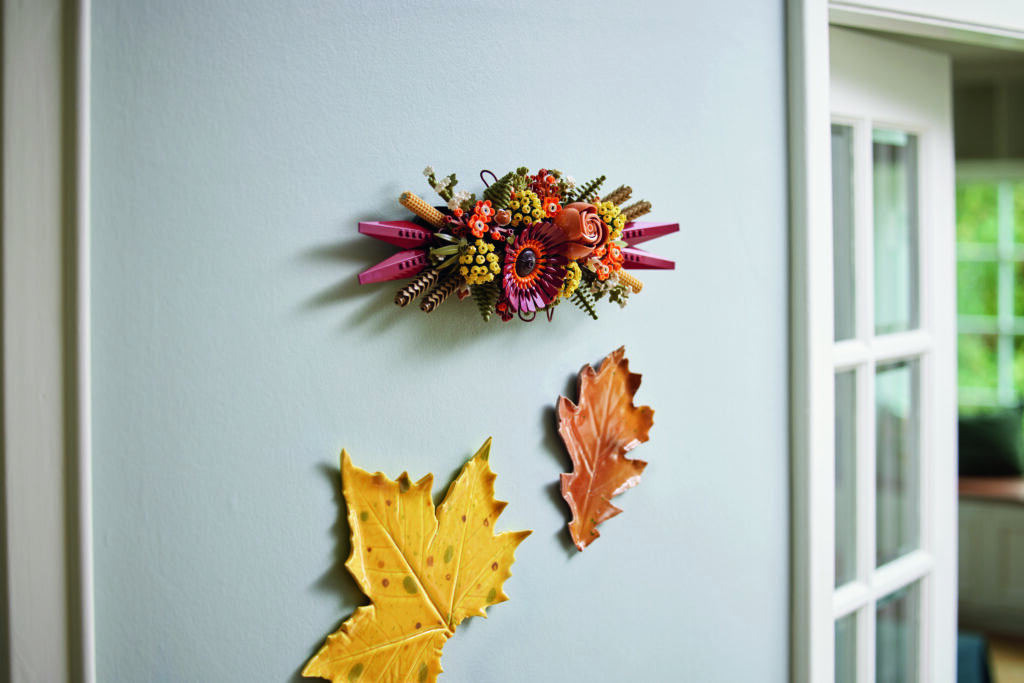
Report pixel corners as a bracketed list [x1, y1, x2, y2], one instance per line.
[2, 0, 93, 681]
[787, 1, 836, 680]
[830, 2, 1024, 49]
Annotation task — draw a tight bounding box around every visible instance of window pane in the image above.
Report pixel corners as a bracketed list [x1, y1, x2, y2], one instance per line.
[1014, 181, 1024, 243]
[876, 361, 920, 566]
[833, 124, 856, 341]
[876, 583, 920, 683]
[958, 261, 999, 316]
[874, 130, 920, 334]
[835, 612, 857, 683]
[959, 334, 999, 391]
[1015, 261, 1024, 318]
[957, 182, 999, 243]
[1014, 336, 1024, 397]
[836, 371, 857, 586]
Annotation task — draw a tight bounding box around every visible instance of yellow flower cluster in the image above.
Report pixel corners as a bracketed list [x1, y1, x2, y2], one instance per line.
[507, 190, 545, 228]
[597, 201, 628, 240]
[458, 239, 500, 285]
[560, 261, 583, 298]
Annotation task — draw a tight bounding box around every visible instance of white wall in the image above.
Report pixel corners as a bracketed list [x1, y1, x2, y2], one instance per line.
[90, 1, 790, 681]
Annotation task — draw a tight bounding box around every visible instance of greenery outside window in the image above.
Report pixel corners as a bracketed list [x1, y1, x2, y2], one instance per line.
[956, 163, 1024, 408]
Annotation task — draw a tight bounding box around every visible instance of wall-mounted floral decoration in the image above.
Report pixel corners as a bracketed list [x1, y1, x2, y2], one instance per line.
[358, 167, 677, 322]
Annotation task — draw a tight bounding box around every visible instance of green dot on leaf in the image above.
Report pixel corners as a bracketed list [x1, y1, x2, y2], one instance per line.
[444, 545, 454, 563]
[348, 663, 364, 681]
[403, 576, 418, 594]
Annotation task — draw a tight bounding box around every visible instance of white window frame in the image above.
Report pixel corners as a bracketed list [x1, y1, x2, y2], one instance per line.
[790, 2, 1024, 682]
[831, 26, 955, 678]
[955, 161, 1024, 408]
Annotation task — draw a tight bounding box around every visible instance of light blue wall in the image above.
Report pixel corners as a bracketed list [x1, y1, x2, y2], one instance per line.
[90, 1, 789, 681]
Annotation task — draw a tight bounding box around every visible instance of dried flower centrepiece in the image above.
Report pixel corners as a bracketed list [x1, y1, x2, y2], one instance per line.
[357, 167, 678, 322]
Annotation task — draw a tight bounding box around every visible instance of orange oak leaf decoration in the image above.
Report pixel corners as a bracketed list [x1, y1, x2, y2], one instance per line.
[303, 438, 530, 683]
[558, 346, 654, 551]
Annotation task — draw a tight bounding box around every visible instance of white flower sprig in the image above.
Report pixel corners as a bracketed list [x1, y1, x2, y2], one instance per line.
[448, 190, 471, 212]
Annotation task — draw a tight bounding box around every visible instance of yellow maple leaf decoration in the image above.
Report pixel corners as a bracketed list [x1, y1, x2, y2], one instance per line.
[304, 438, 531, 683]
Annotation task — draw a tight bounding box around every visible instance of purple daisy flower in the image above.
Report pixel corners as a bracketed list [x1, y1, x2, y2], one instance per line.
[501, 222, 568, 313]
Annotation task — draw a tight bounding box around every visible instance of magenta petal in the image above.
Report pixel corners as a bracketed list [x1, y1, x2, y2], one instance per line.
[511, 289, 530, 313]
[501, 221, 571, 315]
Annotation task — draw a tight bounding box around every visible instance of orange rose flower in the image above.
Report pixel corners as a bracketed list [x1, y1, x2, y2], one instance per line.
[553, 202, 610, 260]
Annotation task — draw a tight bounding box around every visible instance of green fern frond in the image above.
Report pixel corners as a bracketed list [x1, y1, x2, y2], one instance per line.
[571, 288, 599, 320]
[472, 282, 500, 322]
[565, 175, 606, 203]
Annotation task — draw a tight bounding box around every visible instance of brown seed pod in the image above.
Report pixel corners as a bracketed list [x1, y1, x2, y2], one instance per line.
[602, 185, 633, 206]
[420, 275, 462, 313]
[620, 200, 652, 221]
[394, 268, 441, 307]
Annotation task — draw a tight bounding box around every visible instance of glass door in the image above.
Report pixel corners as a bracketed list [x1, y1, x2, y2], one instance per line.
[828, 27, 957, 683]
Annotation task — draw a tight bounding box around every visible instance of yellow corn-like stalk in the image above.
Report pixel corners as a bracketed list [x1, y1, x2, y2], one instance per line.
[617, 270, 644, 293]
[399, 191, 446, 228]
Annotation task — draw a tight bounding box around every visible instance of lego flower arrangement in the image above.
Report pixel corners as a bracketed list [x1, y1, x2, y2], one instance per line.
[357, 167, 677, 322]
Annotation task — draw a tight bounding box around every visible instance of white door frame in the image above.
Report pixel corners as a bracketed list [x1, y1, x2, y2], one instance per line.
[2, 0, 93, 681]
[788, 1, 1024, 681]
